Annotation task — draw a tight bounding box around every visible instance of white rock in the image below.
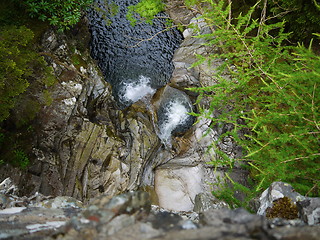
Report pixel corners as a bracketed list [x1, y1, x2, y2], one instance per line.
[80, 66, 87, 74]
[62, 97, 77, 106]
[0, 207, 26, 215]
[26, 221, 66, 233]
[155, 166, 203, 211]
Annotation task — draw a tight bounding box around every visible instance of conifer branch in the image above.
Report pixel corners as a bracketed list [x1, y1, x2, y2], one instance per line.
[281, 153, 320, 163]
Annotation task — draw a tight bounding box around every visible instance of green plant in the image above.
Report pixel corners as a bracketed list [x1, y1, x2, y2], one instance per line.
[212, 173, 255, 209]
[22, 0, 93, 31]
[187, 0, 319, 205]
[0, 25, 55, 125]
[126, 0, 165, 26]
[13, 149, 30, 170]
[0, 26, 34, 123]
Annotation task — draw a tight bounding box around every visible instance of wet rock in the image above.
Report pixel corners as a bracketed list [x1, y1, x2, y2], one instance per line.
[170, 16, 219, 90]
[0, 19, 162, 202]
[152, 116, 245, 212]
[155, 86, 196, 147]
[166, 0, 196, 25]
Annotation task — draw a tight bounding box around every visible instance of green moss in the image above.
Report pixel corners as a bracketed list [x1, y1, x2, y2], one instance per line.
[266, 197, 299, 220]
[71, 54, 81, 66]
[105, 127, 122, 141]
[71, 53, 87, 70]
[42, 90, 54, 106]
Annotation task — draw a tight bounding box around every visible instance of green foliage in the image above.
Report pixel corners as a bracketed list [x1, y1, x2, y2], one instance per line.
[0, 128, 31, 170]
[0, 25, 55, 125]
[126, 0, 165, 26]
[0, 26, 33, 123]
[211, 173, 255, 209]
[268, 0, 320, 41]
[0, 3, 57, 170]
[188, 0, 319, 204]
[42, 89, 54, 106]
[22, 0, 93, 31]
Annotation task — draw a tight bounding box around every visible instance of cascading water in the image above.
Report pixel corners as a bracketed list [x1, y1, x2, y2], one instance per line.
[87, 0, 195, 148]
[87, 0, 182, 109]
[156, 87, 196, 147]
[119, 75, 155, 103]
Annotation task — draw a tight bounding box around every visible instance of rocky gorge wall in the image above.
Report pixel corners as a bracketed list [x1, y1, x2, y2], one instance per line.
[0, 1, 319, 239]
[0, 0, 243, 212]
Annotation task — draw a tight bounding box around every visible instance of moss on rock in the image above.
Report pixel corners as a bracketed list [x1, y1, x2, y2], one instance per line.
[266, 197, 298, 220]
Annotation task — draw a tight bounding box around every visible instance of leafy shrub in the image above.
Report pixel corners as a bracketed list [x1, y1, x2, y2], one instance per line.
[187, 0, 319, 205]
[126, 0, 165, 26]
[23, 0, 93, 31]
[0, 25, 54, 125]
[0, 26, 34, 123]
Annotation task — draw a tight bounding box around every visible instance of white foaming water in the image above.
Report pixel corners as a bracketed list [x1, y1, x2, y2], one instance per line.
[158, 100, 190, 146]
[122, 75, 156, 103]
